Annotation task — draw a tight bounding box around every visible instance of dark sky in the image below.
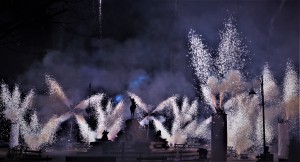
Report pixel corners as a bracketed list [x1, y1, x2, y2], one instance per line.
[0, 0, 299, 106]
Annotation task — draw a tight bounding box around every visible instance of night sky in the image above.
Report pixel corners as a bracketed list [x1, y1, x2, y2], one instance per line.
[0, 0, 299, 108]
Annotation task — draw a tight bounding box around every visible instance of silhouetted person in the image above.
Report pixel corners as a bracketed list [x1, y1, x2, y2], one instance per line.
[130, 97, 136, 119]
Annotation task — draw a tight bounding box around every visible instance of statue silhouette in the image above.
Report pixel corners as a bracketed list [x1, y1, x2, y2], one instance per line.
[130, 97, 136, 119]
[100, 131, 109, 141]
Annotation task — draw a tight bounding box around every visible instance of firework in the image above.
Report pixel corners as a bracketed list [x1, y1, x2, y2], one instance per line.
[0, 83, 34, 148]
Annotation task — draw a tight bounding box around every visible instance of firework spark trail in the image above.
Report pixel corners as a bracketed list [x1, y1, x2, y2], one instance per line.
[21, 90, 35, 112]
[1, 85, 21, 122]
[222, 64, 285, 155]
[28, 112, 40, 133]
[204, 70, 246, 109]
[219, 70, 245, 107]
[89, 97, 125, 140]
[225, 93, 259, 154]
[0, 83, 34, 148]
[45, 75, 71, 107]
[107, 115, 123, 141]
[160, 96, 182, 143]
[151, 96, 203, 146]
[217, 17, 247, 77]
[184, 117, 211, 140]
[98, 0, 102, 37]
[188, 30, 212, 84]
[73, 94, 104, 142]
[283, 61, 299, 120]
[181, 97, 198, 123]
[137, 96, 177, 127]
[189, 17, 247, 112]
[91, 95, 106, 139]
[254, 110, 275, 152]
[45, 76, 109, 142]
[11, 88, 21, 115]
[152, 95, 178, 114]
[225, 68, 282, 154]
[186, 17, 292, 155]
[21, 113, 72, 150]
[127, 92, 152, 114]
[189, 18, 279, 152]
[196, 117, 212, 139]
[10, 124, 20, 148]
[258, 64, 281, 146]
[206, 76, 219, 109]
[151, 97, 181, 146]
[152, 118, 171, 143]
[75, 114, 96, 143]
[139, 116, 154, 126]
[74, 93, 104, 110]
[262, 64, 280, 103]
[104, 101, 125, 140]
[201, 86, 216, 112]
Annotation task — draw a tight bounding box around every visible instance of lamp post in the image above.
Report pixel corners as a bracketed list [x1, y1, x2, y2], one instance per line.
[249, 75, 273, 161]
[260, 75, 267, 154]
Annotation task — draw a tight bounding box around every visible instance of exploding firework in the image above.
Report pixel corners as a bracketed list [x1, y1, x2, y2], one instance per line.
[127, 92, 208, 146]
[152, 96, 201, 146]
[224, 92, 260, 154]
[216, 17, 247, 77]
[0, 83, 34, 148]
[45, 75, 102, 143]
[189, 17, 247, 111]
[262, 64, 280, 103]
[188, 30, 212, 84]
[188, 17, 253, 153]
[187, 17, 299, 155]
[127, 91, 152, 114]
[20, 112, 72, 150]
[45, 75, 71, 107]
[282, 61, 299, 120]
[91, 97, 125, 141]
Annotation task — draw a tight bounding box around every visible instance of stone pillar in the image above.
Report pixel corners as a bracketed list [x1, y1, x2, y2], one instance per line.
[211, 112, 227, 162]
[278, 122, 289, 160]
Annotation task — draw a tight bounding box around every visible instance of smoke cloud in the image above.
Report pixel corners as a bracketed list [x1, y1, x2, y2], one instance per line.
[12, 0, 298, 120]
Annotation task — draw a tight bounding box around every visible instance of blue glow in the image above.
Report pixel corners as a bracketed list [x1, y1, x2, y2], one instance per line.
[114, 94, 123, 103]
[129, 75, 150, 89]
